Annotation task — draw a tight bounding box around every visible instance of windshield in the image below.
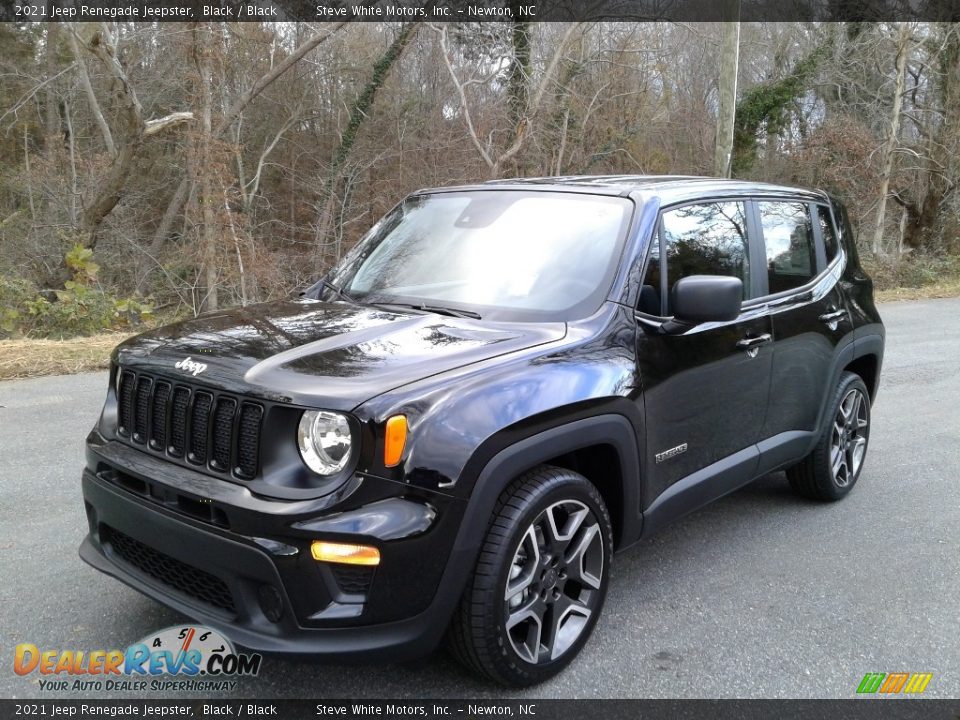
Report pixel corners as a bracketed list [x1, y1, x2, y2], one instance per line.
[327, 190, 634, 322]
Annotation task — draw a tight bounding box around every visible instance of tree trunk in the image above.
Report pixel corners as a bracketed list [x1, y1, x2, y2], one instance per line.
[68, 25, 189, 254]
[714, 15, 740, 178]
[67, 26, 116, 160]
[871, 24, 910, 256]
[44, 21, 60, 146]
[902, 23, 960, 250]
[64, 99, 78, 227]
[195, 23, 219, 312]
[507, 9, 531, 176]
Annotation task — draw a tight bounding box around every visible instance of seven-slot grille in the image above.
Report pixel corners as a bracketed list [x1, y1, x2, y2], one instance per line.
[116, 369, 262, 479]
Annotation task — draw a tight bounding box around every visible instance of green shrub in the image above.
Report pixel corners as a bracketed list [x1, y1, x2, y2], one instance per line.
[0, 275, 32, 334]
[0, 244, 153, 339]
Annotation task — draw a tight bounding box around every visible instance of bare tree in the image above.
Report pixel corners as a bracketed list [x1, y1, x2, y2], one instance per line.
[150, 23, 346, 254]
[871, 23, 913, 256]
[435, 22, 581, 178]
[69, 23, 192, 251]
[314, 22, 420, 270]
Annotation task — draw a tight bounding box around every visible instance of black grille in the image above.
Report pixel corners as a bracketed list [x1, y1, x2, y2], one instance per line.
[149, 381, 170, 450]
[132, 377, 152, 443]
[330, 565, 375, 596]
[117, 371, 136, 436]
[104, 526, 235, 613]
[211, 398, 236, 471]
[187, 392, 213, 464]
[115, 368, 262, 479]
[236, 404, 262, 478]
[170, 386, 190, 457]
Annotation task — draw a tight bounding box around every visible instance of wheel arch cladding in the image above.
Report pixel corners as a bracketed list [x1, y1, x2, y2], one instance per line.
[462, 415, 642, 552]
[850, 333, 884, 400]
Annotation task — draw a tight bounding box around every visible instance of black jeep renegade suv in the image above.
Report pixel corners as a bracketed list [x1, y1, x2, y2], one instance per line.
[80, 176, 884, 686]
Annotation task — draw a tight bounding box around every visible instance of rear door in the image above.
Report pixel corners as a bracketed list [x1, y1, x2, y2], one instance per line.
[635, 199, 773, 503]
[753, 200, 852, 463]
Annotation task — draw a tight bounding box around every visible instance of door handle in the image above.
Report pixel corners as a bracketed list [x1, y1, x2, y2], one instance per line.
[819, 308, 846, 330]
[736, 333, 772, 350]
[737, 334, 772, 358]
[819, 309, 846, 323]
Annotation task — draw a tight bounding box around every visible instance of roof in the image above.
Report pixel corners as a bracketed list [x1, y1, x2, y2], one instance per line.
[418, 175, 829, 205]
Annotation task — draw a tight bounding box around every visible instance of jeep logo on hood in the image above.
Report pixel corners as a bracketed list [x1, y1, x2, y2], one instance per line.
[175, 356, 208, 376]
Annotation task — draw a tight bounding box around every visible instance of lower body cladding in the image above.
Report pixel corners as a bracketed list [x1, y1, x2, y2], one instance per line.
[79, 436, 471, 660]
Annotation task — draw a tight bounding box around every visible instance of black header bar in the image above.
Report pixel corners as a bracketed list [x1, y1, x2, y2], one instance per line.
[3, 700, 960, 720]
[5, 0, 960, 22]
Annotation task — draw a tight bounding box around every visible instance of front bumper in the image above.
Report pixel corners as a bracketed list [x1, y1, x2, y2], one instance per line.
[79, 436, 472, 660]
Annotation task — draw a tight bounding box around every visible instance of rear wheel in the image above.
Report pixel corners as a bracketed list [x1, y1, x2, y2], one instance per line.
[788, 371, 871, 501]
[447, 466, 612, 686]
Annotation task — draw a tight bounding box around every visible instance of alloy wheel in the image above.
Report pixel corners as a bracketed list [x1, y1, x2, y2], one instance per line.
[830, 387, 869, 487]
[502, 500, 604, 665]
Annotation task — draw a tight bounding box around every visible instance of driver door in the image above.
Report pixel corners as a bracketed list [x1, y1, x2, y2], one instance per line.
[635, 199, 773, 506]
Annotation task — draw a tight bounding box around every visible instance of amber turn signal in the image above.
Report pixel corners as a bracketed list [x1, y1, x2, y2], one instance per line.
[384, 415, 408, 467]
[310, 541, 380, 566]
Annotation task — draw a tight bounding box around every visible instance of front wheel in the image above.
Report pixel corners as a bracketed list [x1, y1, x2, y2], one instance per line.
[447, 466, 613, 686]
[788, 371, 871, 501]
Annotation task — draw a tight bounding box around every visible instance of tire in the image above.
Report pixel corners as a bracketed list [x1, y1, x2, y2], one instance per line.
[447, 465, 613, 687]
[787, 371, 871, 501]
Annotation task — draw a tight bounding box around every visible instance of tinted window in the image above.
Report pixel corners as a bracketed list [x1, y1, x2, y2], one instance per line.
[817, 206, 839, 261]
[642, 202, 750, 315]
[759, 201, 816, 294]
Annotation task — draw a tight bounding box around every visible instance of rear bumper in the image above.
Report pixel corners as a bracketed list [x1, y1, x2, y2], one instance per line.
[79, 441, 473, 660]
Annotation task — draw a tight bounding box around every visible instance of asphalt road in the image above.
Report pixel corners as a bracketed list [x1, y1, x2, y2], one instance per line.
[1, 297, 958, 700]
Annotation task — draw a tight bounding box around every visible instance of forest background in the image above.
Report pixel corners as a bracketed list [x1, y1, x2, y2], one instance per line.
[1, 19, 957, 371]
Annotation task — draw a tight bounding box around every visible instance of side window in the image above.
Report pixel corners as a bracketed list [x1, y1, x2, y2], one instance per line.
[639, 201, 750, 316]
[665, 201, 751, 311]
[817, 206, 839, 262]
[758, 201, 817, 294]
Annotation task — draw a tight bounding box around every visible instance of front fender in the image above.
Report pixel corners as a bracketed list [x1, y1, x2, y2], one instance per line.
[355, 305, 639, 494]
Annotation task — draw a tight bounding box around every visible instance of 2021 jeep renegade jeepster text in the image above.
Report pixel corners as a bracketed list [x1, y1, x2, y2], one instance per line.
[80, 176, 884, 686]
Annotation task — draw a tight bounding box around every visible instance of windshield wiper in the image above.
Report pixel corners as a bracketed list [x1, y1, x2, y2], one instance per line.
[373, 302, 482, 320]
[320, 280, 356, 303]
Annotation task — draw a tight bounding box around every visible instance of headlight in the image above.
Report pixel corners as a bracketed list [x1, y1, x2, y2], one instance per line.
[297, 410, 353, 475]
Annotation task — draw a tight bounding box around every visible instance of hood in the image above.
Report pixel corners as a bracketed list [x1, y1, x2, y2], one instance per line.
[114, 299, 566, 409]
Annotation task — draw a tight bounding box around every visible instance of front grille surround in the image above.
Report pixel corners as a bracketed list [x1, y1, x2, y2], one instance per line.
[115, 368, 263, 481]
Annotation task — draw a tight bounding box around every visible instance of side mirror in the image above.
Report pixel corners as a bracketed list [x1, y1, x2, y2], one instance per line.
[670, 275, 743, 325]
